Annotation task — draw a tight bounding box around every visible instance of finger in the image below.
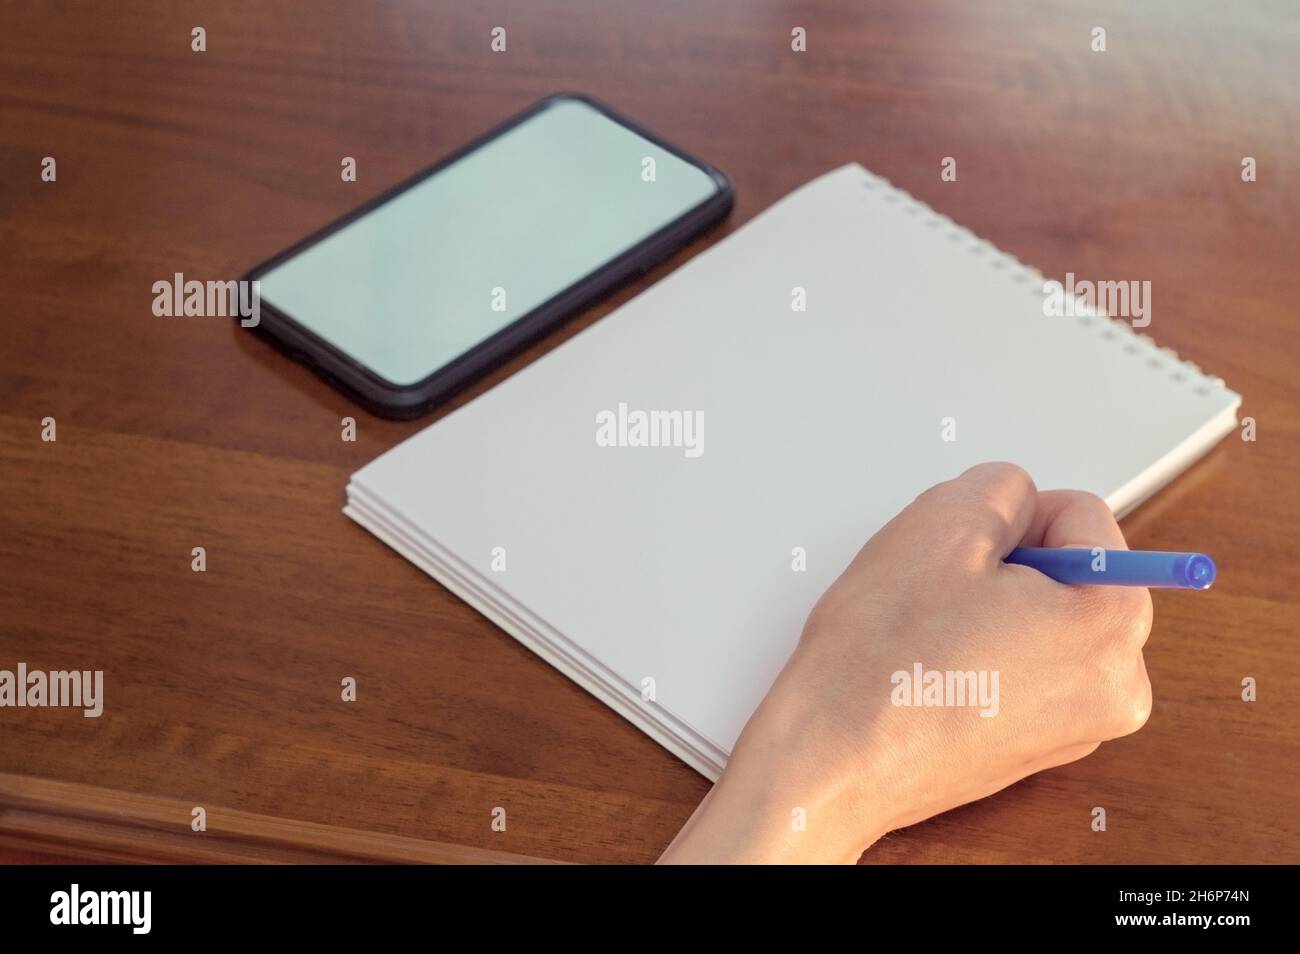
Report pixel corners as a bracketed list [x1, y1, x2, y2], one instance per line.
[940, 462, 1040, 558]
[1020, 489, 1129, 551]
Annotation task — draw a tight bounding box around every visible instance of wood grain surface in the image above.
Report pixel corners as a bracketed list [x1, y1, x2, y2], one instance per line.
[1, 0, 1296, 864]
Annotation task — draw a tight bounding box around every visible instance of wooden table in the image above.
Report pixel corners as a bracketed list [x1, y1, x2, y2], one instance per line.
[1, 0, 1296, 865]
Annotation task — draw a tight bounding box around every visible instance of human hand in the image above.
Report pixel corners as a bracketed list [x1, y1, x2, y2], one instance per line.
[660, 463, 1153, 863]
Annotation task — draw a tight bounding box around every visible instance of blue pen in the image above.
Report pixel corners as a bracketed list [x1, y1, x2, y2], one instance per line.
[1005, 548, 1216, 590]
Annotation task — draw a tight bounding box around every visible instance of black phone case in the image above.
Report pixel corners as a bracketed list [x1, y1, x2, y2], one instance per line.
[242, 92, 734, 419]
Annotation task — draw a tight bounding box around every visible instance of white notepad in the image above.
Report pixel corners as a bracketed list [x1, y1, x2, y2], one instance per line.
[345, 164, 1240, 779]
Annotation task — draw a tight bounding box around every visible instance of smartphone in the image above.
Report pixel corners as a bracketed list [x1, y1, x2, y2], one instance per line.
[244, 93, 733, 418]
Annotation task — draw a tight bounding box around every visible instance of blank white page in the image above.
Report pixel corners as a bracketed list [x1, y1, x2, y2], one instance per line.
[350, 164, 1240, 759]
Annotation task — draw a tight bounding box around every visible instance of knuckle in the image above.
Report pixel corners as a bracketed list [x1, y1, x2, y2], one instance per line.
[1118, 675, 1153, 735]
[916, 463, 1034, 538]
[1109, 587, 1154, 647]
[962, 462, 1039, 512]
[1072, 585, 1152, 650]
[965, 461, 1034, 490]
[906, 483, 985, 547]
[1072, 490, 1113, 522]
[925, 462, 1034, 505]
[1098, 663, 1152, 737]
[993, 461, 1037, 499]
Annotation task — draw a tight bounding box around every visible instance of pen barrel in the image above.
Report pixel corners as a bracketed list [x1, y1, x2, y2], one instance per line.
[1004, 548, 1216, 589]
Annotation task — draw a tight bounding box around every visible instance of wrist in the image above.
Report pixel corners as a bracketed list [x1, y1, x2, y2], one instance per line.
[661, 674, 892, 863]
[716, 753, 881, 863]
[659, 754, 883, 864]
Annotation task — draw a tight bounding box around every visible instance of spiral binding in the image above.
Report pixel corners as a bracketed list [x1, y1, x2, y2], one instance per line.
[856, 168, 1228, 397]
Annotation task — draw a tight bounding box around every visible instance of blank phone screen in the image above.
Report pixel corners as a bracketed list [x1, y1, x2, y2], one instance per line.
[254, 98, 722, 386]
